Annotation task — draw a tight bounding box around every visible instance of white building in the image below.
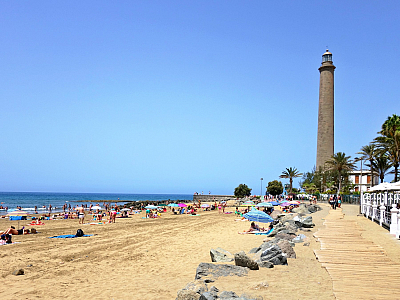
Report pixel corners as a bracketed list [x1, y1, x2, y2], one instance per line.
[348, 169, 379, 192]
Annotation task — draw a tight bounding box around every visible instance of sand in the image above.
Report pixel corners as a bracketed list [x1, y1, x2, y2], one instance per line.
[0, 203, 398, 299]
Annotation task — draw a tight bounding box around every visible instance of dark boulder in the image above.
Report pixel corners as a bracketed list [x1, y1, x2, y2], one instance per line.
[199, 292, 218, 300]
[294, 216, 315, 228]
[257, 261, 274, 268]
[307, 204, 321, 213]
[259, 244, 287, 265]
[176, 289, 201, 300]
[12, 269, 24, 276]
[274, 233, 296, 241]
[234, 251, 259, 270]
[195, 263, 249, 281]
[210, 248, 234, 263]
[219, 291, 239, 298]
[184, 280, 208, 294]
[276, 240, 296, 258]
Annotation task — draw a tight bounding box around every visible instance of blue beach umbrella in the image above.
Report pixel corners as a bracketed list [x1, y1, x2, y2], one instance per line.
[167, 203, 179, 207]
[243, 207, 274, 223]
[270, 201, 279, 206]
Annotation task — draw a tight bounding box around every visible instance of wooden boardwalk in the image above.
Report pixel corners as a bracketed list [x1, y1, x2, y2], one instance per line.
[314, 208, 400, 300]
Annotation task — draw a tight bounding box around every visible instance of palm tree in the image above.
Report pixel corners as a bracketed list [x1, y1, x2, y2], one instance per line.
[325, 152, 356, 194]
[357, 144, 376, 187]
[279, 167, 303, 194]
[374, 114, 400, 182]
[368, 154, 392, 183]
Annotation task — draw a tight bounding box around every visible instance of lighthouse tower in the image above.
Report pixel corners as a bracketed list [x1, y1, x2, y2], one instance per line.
[316, 50, 335, 169]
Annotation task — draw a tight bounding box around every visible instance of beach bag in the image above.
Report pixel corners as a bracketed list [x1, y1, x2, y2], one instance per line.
[75, 229, 84, 237]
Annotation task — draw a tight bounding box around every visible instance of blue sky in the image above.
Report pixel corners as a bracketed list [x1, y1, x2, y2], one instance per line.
[1, 1, 399, 194]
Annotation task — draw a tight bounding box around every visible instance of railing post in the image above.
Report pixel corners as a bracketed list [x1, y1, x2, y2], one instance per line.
[390, 204, 399, 235]
[361, 193, 365, 214]
[372, 201, 378, 222]
[366, 197, 372, 218]
[379, 205, 386, 227]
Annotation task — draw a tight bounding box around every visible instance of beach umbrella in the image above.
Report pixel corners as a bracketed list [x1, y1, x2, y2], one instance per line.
[145, 205, 159, 210]
[256, 202, 273, 207]
[7, 210, 29, 230]
[243, 207, 274, 223]
[167, 203, 179, 207]
[241, 200, 255, 207]
[158, 204, 167, 207]
[178, 203, 187, 207]
[280, 202, 290, 207]
[92, 206, 102, 210]
[270, 201, 280, 206]
[201, 203, 210, 208]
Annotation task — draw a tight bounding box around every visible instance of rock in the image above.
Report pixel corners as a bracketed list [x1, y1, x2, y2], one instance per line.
[209, 286, 219, 293]
[292, 205, 309, 215]
[184, 280, 208, 294]
[276, 240, 296, 258]
[257, 261, 274, 268]
[240, 293, 263, 300]
[294, 216, 315, 228]
[269, 210, 282, 219]
[275, 229, 297, 236]
[292, 234, 307, 243]
[299, 228, 311, 232]
[12, 269, 24, 276]
[259, 245, 287, 265]
[303, 242, 310, 246]
[195, 263, 249, 280]
[248, 246, 261, 254]
[199, 292, 218, 300]
[301, 216, 315, 227]
[176, 289, 201, 300]
[219, 291, 239, 298]
[266, 225, 287, 237]
[251, 281, 269, 290]
[234, 251, 259, 270]
[307, 204, 321, 213]
[210, 248, 234, 263]
[274, 233, 296, 241]
[284, 223, 299, 233]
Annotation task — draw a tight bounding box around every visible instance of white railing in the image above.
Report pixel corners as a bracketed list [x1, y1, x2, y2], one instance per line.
[361, 191, 400, 239]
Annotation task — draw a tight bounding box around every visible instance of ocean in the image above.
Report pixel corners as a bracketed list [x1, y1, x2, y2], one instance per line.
[0, 192, 193, 215]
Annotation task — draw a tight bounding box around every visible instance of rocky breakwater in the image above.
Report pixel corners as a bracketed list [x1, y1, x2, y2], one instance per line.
[176, 204, 320, 300]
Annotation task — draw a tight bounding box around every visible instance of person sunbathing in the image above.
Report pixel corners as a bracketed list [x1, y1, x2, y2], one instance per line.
[2, 227, 36, 235]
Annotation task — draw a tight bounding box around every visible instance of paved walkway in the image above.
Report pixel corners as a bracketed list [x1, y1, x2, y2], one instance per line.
[314, 207, 400, 300]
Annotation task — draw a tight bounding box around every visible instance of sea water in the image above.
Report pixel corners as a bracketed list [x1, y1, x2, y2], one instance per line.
[0, 192, 193, 215]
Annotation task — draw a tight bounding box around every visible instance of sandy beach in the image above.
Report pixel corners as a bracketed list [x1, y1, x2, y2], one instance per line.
[1, 203, 399, 300]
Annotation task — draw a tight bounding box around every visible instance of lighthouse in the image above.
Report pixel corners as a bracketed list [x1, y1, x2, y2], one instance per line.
[316, 50, 335, 169]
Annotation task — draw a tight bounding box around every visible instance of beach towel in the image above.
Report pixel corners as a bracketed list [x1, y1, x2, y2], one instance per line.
[48, 234, 93, 239]
[254, 228, 274, 235]
[0, 241, 20, 245]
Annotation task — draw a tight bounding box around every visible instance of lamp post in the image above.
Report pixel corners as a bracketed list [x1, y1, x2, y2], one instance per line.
[260, 178, 263, 198]
[355, 157, 363, 213]
[360, 159, 363, 211]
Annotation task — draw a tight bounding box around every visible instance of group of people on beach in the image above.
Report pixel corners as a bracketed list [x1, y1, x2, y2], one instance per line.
[328, 195, 341, 209]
